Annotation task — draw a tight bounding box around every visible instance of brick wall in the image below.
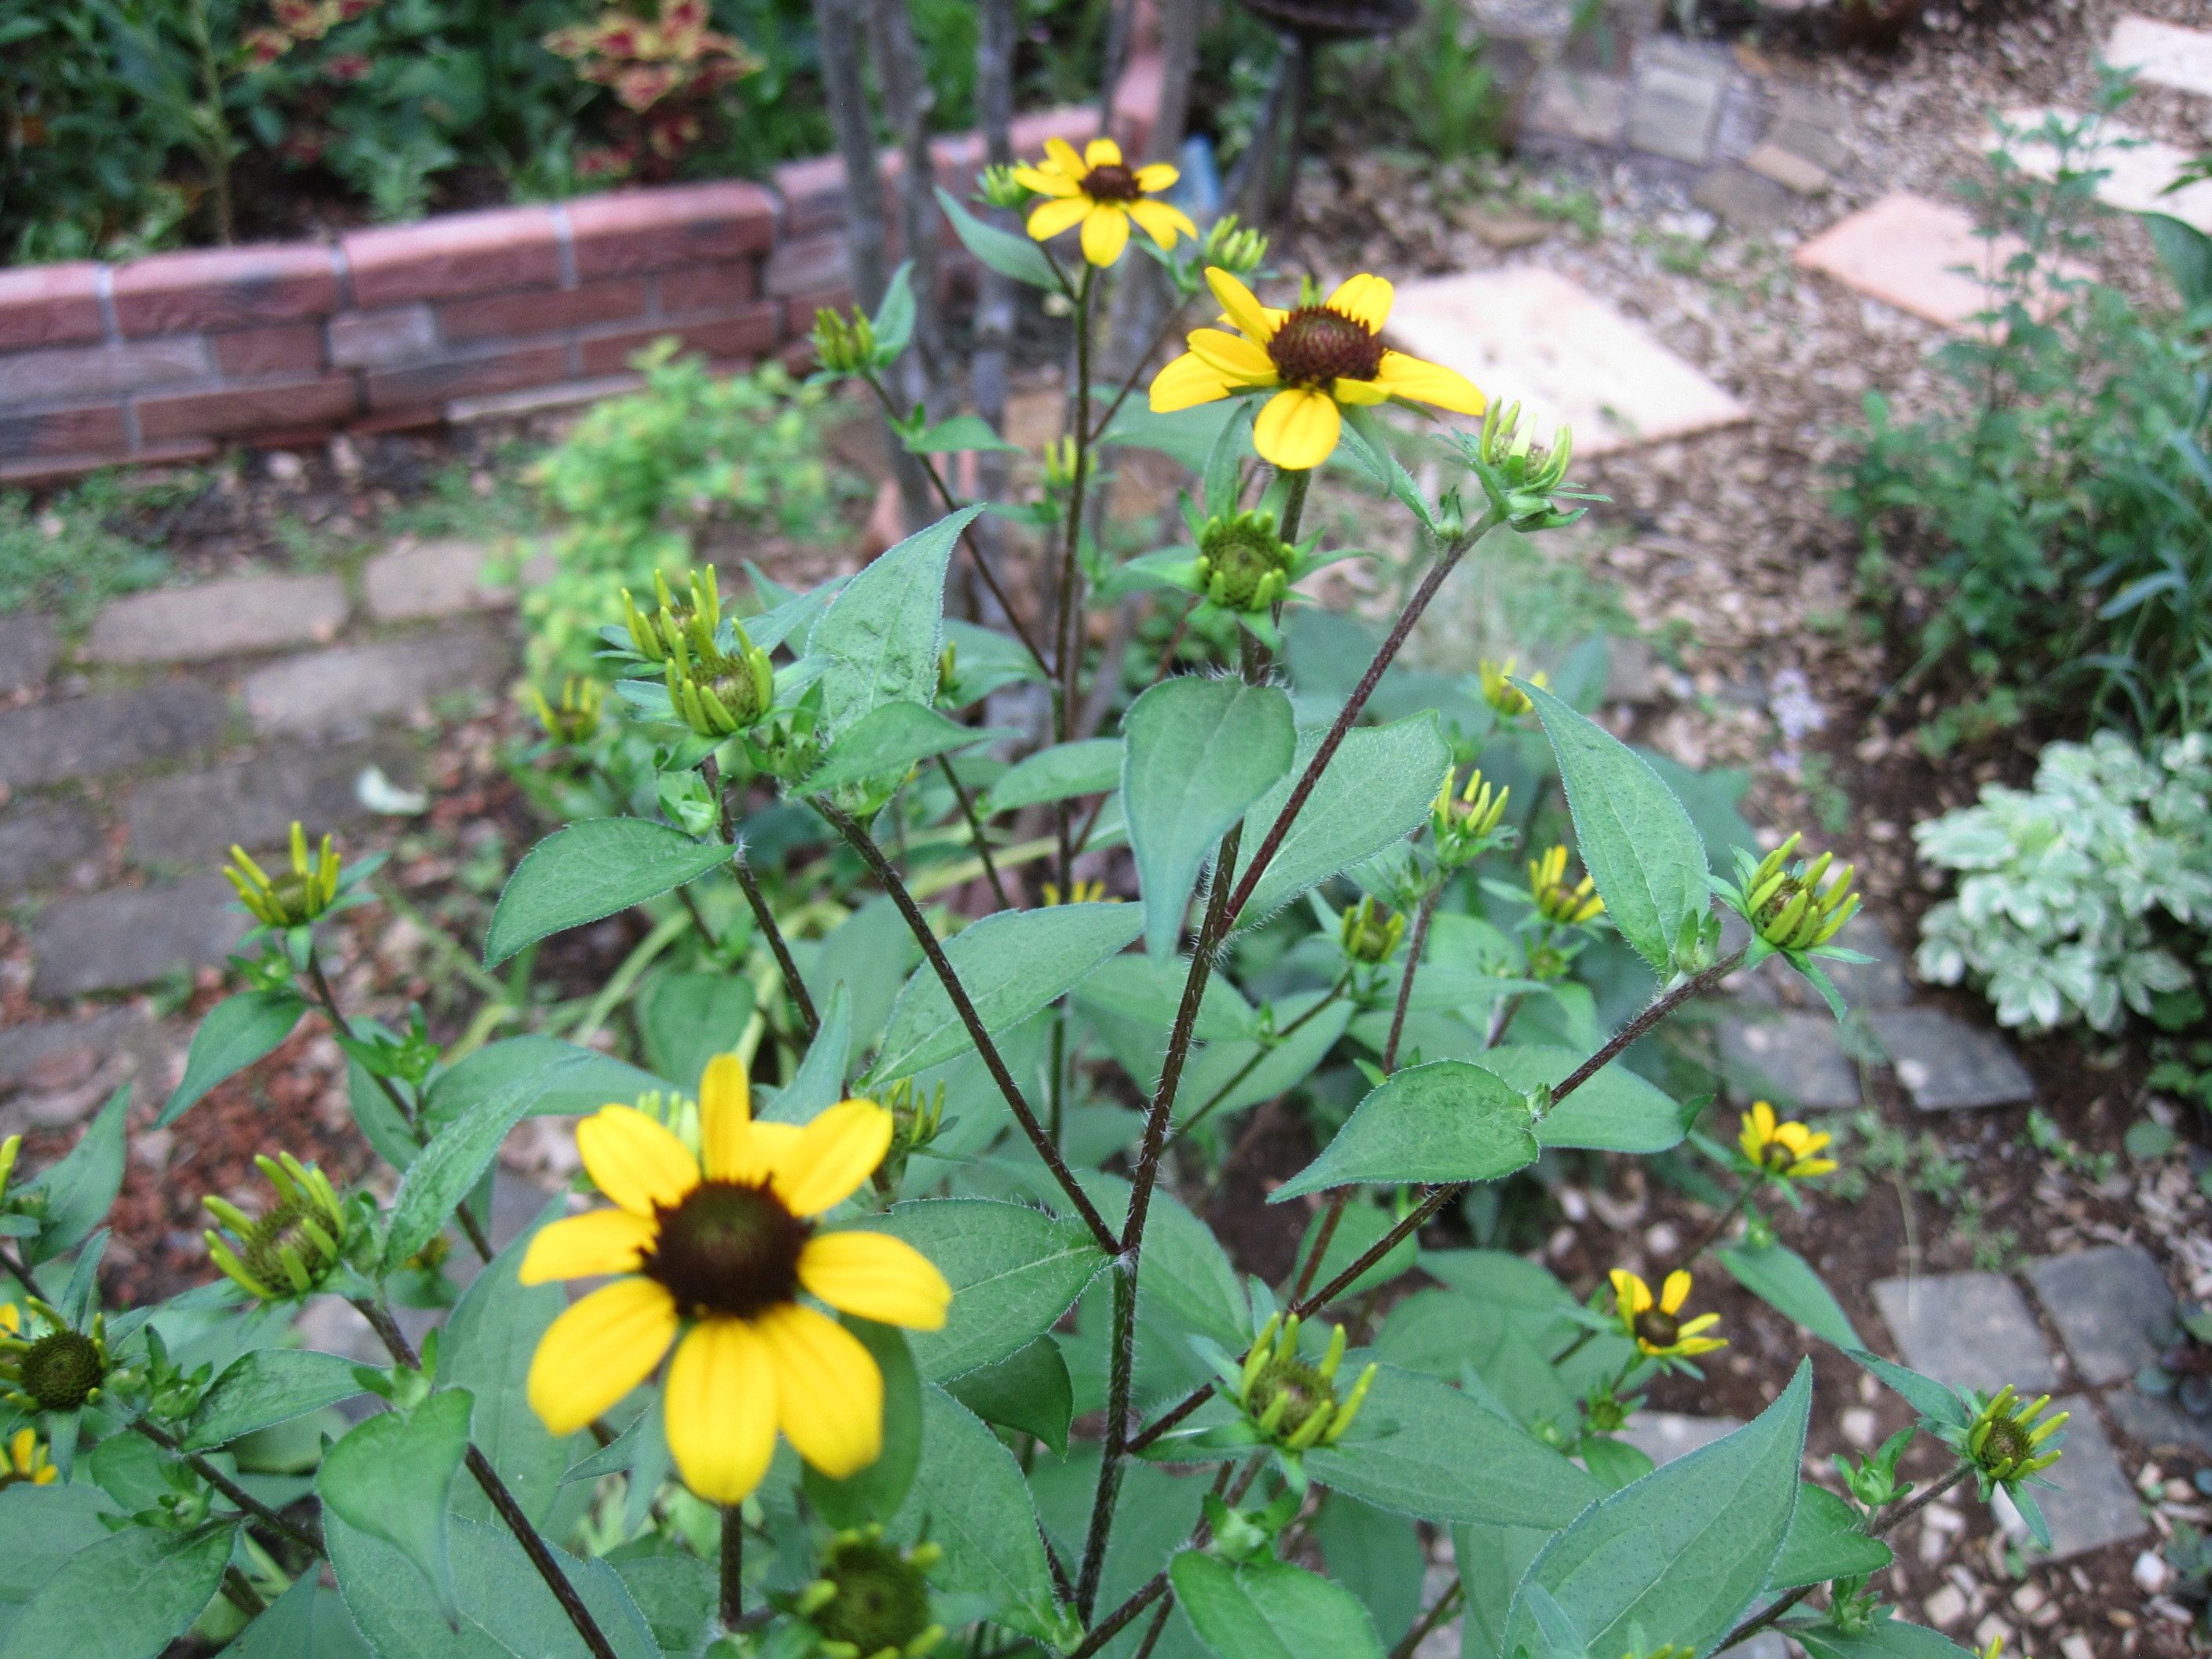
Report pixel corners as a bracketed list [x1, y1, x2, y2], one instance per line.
[0, 87, 1158, 487]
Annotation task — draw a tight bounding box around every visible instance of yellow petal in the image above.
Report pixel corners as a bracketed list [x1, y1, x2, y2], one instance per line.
[1084, 136, 1122, 167]
[1043, 137, 1084, 174]
[1027, 194, 1093, 242]
[1610, 1269, 1650, 1314]
[1326, 273, 1393, 331]
[1149, 351, 1235, 413]
[1330, 376, 1390, 406]
[1128, 198, 1195, 248]
[1013, 166, 1079, 196]
[664, 1317, 778, 1504]
[756, 1303, 882, 1478]
[1206, 267, 1278, 344]
[1372, 350, 1486, 416]
[527, 1278, 677, 1435]
[8, 1427, 31, 1471]
[1752, 1101, 1776, 1140]
[700, 1053, 767, 1184]
[1660, 1269, 1692, 1316]
[577, 1106, 700, 1217]
[518, 1209, 658, 1285]
[800, 1229, 951, 1331]
[1081, 203, 1130, 266]
[1185, 327, 1276, 383]
[1677, 1313, 1722, 1338]
[1134, 163, 1178, 192]
[0, 1305, 16, 1335]
[773, 1100, 893, 1218]
[1252, 386, 1341, 471]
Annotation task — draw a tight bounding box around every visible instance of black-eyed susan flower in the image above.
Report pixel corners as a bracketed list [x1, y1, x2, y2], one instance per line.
[0, 1425, 56, 1489]
[1609, 1269, 1726, 1361]
[0, 1301, 109, 1414]
[1479, 656, 1546, 718]
[1529, 844, 1604, 927]
[203, 1153, 351, 1302]
[793, 1525, 947, 1659]
[1961, 1385, 2067, 1487]
[224, 822, 340, 928]
[1738, 1101, 1838, 1181]
[520, 1054, 951, 1504]
[1233, 1313, 1376, 1453]
[1148, 269, 1485, 471]
[1723, 832, 1860, 954]
[1040, 879, 1109, 906]
[1431, 766, 1510, 869]
[1016, 137, 1195, 268]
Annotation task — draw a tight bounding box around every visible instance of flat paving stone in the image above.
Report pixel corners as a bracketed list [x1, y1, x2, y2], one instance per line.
[1793, 192, 2091, 332]
[2024, 1245, 2176, 1387]
[1991, 1398, 2145, 1560]
[1525, 68, 1630, 146]
[1872, 1273, 2057, 1395]
[1626, 44, 1728, 164]
[87, 573, 349, 665]
[1745, 140, 1829, 195]
[125, 737, 416, 865]
[2107, 1387, 2212, 1461]
[0, 797, 100, 892]
[1823, 912, 1914, 1010]
[31, 875, 247, 999]
[362, 537, 517, 623]
[240, 621, 512, 737]
[1694, 165, 1793, 232]
[0, 613, 57, 695]
[1622, 1410, 1741, 1463]
[0, 1008, 175, 1136]
[1987, 108, 2212, 233]
[1866, 1007, 2034, 1111]
[0, 684, 229, 790]
[2105, 16, 2212, 103]
[1716, 1008, 1863, 1110]
[1383, 267, 1749, 457]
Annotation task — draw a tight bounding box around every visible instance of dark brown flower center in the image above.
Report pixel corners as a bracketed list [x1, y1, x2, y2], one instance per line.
[1982, 1416, 2031, 1467]
[643, 1181, 809, 1320]
[1081, 162, 1142, 202]
[1762, 1141, 1800, 1171]
[1633, 1309, 1681, 1350]
[815, 1539, 934, 1654]
[1266, 306, 1385, 389]
[21, 1331, 103, 1412]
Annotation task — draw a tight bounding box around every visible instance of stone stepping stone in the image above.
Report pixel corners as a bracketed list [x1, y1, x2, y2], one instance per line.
[0, 613, 56, 695]
[1990, 1398, 2146, 1561]
[30, 875, 246, 999]
[2107, 15, 2212, 102]
[1981, 108, 2212, 233]
[1872, 1272, 2058, 1394]
[1793, 192, 2093, 331]
[364, 537, 529, 623]
[0, 1008, 174, 1136]
[1866, 1007, 2034, 1111]
[0, 685, 228, 791]
[1716, 1008, 1863, 1111]
[240, 619, 513, 738]
[1382, 267, 1749, 457]
[0, 798, 98, 894]
[1626, 38, 1731, 167]
[124, 737, 419, 866]
[2107, 1387, 2212, 1461]
[87, 573, 349, 666]
[2023, 1245, 2176, 1387]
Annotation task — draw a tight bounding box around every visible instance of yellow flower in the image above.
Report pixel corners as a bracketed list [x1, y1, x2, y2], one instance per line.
[1479, 657, 1546, 718]
[1737, 1101, 1837, 1180]
[1529, 844, 1604, 927]
[1041, 880, 1108, 906]
[521, 1055, 950, 1505]
[1, 1426, 56, 1489]
[1609, 1269, 1727, 1359]
[1148, 268, 1485, 471]
[1016, 136, 1195, 268]
[224, 822, 340, 928]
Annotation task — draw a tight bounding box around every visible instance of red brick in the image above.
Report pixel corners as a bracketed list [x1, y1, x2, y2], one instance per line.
[0, 402, 126, 461]
[112, 244, 338, 336]
[766, 233, 848, 299]
[566, 182, 778, 280]
[657, 261, 758, 317]
[343, 208, 564, 307]
[438, 277, 648, 344]
[363, 343, 571, 412]
[0, 438, 212, 486]
[578, 307, 781, 376]
[1110, 57, 1164, 153]
[774, 154, 849, 237]
[0, 264, 106, 353]
[212, 321, 325, 376]
[1010, 106, 1107, 160]
[137, 375, 359, 443]
[0, 337, 211, 404]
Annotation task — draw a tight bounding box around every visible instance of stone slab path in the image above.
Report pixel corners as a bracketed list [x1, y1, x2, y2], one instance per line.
[1792, 192, 2092, 333]
[1985, 108, 2212, 233]
[2106, 14, 2212, 101]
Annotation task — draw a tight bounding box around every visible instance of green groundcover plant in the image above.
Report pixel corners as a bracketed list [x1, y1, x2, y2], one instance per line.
[0, 156, 2070, 1659]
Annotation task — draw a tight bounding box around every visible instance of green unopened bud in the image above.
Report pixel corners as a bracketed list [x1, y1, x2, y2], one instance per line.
[977, 163, 1031, 211]
[1041, 434, 1085, 494]
[0, 1302, 109, 1415]
[1339, 895, 1404, 965]
[1739, 831, 1859, 951]
[526, 676, 604, 745]
[1195, 508, 1295, 613]
[1471, 401, 1586, 529]
[813, 306, 878, 375]
[1235, 1313, 1370, 1450]
[662, 618, 774, 738]
[804, 1525, 944, 1659]
[622, 566, 721, 663]
[0, 1134, 17, 1199]
[223, 822, 341, 928]
[1431, 765, 1509, 866]
[203, 1152, 350, 1302]
[1202, 214, 1269, 276]
[1961, 1384, 2067, 1486]
[1479, 657, 1544, 719]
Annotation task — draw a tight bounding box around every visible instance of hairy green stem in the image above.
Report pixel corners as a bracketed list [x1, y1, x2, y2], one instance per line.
[709, 758, 820, 1044]
[136, 1419, 324, 1558]
[937, 754, 1011, 910]
[720, 1503, 744, 1631]
[1389, 1578, 1463, 1659]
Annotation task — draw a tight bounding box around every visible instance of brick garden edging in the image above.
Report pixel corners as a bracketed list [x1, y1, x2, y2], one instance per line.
[0, 82, 1159, 487]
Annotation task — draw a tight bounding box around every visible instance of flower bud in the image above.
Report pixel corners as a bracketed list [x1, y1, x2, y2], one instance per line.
[203, 1152, 350, 1302]
[621, 566, 721, 664]
[0, 1302, 109, 1415]
[224, 822, 341, 928]
[799, 1525, 946, 1659]
[1195, 508, 1295, 613]
[1040, 879, 1108, 906]
[1737, 831, 1860, 952]
[1431, 765, 1509, 867]
[1528, 844, 1603, 927]
[977, 163, 1031, 211]
[1040, 434, 1085, 494]
[0, 1133, 18, 1199]
[1202, 214, 1269, 276]
[662, 618, 775, 738]
[526, 676, 605, 745]
[0, 1425, 57, 1489]
[1961, 1384, 2067, 1487]
[812, 306, 878, 376]
[1339, 895, 1404, 965]
[1479, 656, 1545, 719]
[1235, 1313, 1375, 1452]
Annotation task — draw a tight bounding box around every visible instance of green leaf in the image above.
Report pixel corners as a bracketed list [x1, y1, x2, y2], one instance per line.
[804, 700, 997, 795]
[1455, 1521, 1551, 1659]
[1718, 1240, 1860, 1350]
[230, 1577, 374, 1657]
[1507, 1361, 1812, 1657]
[1579, 1435, 1657, 1492]
[1273, 1060, 1540, 1201]
[870, 259, 917, 358]
[1292, 1200, 1420, 1303]
[988, 738, 1125, 811]
[805, 1319, 922, 1527]
[944, 1335, 1074, 1455]
[869, 903, 1142, 1082]
[0, 1482, 118, 1606]
[869, 1199, 1111, 1380]
[2144, 211, 2212, 311]
[1170, 1551, 1386, 1659]
[638, 973, 755, 1097]
[1793, 1613, 1976, 1659]
[181, 1348, 365, 1451]
[936, 187, 1060, 289]
[442, 1209, 576, 1528]
[1122, 676, 1296, 958]
[424, 1037, 667, 1131]
[602, 1540, 713, 1658]
[1082, 1172, 1247, 1347]
[1178, 989, 1352, 1126]
[1846, 1351, 1970, 1431]
[767, 984, 851, 1124]
[1306, 1363, 1604, 1529]
[1075, 951, 1261, 1044]
[0, 1521, 236, 1659]
[1476, 1046, 1686, 1154]
[1519, 679, 1709, 975]
[899, 1385, 1068, 1644]
[22, 1083, 129, 1265]
[485, 819, 732, 966]
[1235, 715, 1452, 926]
[160, 990, 307, 1126]
[386, 1075, 552, 1273]
[318, 1390, 475, 1617]
[905, 413, 1023, 454]
[1313, 1496, 1429, 1649]
[1770, 1484, 1892, 1588]
[813, 505, 981, 738]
